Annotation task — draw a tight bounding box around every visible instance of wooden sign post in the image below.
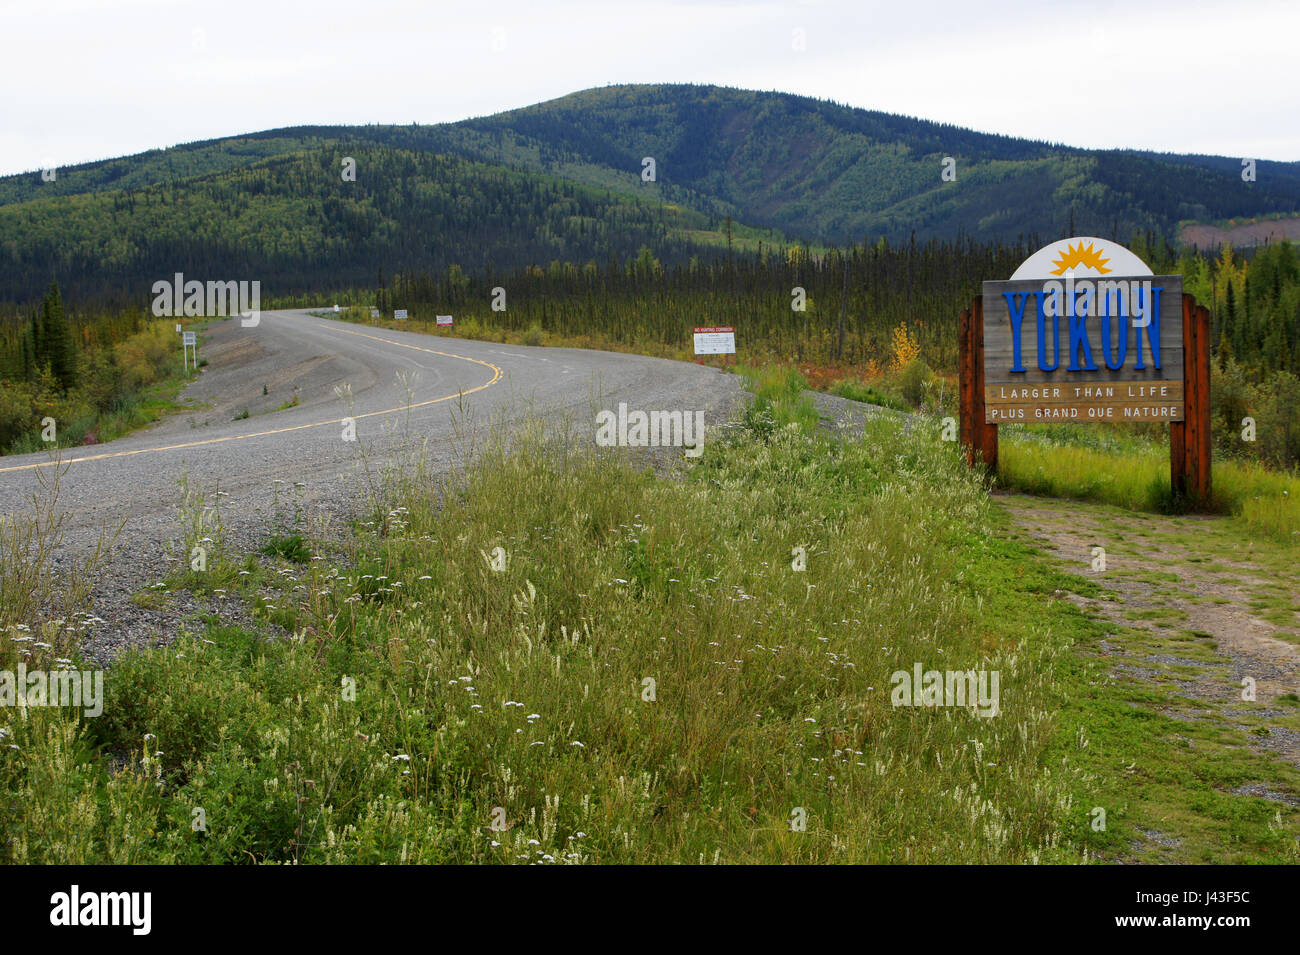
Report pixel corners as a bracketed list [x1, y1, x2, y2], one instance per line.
[960, 237, 1211, 506]
[1171, 294, 1212, 502]
[958, 297, 997, 469]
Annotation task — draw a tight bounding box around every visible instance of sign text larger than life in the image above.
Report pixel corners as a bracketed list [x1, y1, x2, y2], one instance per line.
[981, 275, 1183, 422]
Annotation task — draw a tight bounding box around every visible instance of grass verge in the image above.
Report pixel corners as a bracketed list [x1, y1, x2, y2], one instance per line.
[998, 436, 1300, 544]
[3, 397, 1297, 862]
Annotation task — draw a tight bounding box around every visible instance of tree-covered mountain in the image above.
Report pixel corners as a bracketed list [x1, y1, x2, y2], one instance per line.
[0, 144, 778, 303]
[2, 83, 1298, 304]
[386, 85, 1300, 245]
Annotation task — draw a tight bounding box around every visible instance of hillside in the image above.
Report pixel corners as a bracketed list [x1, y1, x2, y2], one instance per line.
[394, 85, 1300, 245]
[3, 84, 1299, 303]
[0, 144, 776, 302]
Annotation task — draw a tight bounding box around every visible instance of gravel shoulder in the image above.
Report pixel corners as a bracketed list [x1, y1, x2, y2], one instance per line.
[0, 310, 747, 662]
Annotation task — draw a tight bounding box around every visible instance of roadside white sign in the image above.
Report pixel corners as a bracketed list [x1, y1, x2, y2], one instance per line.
[436, 314, 454, 327]
[370, 308, 380, 318]
[394, 309, 408, 320]
[183, 332, 196, 345]
[175, 323, 182, 333]
[693, 326, 735, 355]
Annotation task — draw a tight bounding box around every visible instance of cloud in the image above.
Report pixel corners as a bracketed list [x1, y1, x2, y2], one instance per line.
[1, 0, 1296, 174]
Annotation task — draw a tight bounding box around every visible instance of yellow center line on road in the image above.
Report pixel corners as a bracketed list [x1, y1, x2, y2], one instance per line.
[0, 323, 503, 474]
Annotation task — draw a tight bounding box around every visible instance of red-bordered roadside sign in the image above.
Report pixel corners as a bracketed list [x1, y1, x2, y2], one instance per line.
[693, 327, 735, 355]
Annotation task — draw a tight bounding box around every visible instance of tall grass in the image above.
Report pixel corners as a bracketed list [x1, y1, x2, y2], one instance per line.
[0, 454, 120, 642]
[736, 364, 821, 433]
[998, 436, 1300, 543]
[1, 403, 1101, 863]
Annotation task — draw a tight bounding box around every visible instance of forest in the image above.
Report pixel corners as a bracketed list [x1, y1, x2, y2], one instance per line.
[0, 282, 182, 452]
[0, 144, 774, 304]
[321, 232, 1300, 470]
[2, 231, 1297, 472]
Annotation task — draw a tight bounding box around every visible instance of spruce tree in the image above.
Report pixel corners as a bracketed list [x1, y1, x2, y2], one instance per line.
[21, 318, 36, 380]
[30, 311, 43, 377]
[1225, 280, 1241, 360]
[1217, 329, 1233, 370]
[40, 280, 77, 391]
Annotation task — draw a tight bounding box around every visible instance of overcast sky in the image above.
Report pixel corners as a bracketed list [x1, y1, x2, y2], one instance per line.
[4, 0, 1297, 176]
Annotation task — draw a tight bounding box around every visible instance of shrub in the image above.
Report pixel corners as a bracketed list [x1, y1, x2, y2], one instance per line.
[1211, 358, 1256, 457]
[888, 323, 921, 373]
[899, 357, 932, 408]
[1254, 370, 1300, 470]
[0, 380, 35, 450]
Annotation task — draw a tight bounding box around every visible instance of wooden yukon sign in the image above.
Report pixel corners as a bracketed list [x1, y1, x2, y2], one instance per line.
[981, 238, 1183, 423]
[959, 235, 1211, 504]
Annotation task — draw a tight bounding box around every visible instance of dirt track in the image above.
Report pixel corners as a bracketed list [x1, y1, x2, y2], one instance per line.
[999, 493, 1300, 767]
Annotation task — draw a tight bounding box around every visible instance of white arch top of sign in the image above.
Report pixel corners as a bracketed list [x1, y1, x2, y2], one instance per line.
[1009, 236, 1154, 280]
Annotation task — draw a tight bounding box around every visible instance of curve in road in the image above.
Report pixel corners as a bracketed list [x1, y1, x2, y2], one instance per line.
[0, 309, 745, 651]
[0, 322, 504, 475]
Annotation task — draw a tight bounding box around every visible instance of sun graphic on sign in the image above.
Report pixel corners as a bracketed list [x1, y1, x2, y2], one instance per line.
[1049, 241, 1113, 276]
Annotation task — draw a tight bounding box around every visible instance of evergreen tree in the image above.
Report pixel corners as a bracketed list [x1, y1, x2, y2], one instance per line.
[1217, 329, 1233, 370]
[29, 310, 43, 379]
[1225, 280, 1241, 358]
[39, 280, 77, 391]
[1276, 322, 1292, 374]
[21, 319, 36, 380]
